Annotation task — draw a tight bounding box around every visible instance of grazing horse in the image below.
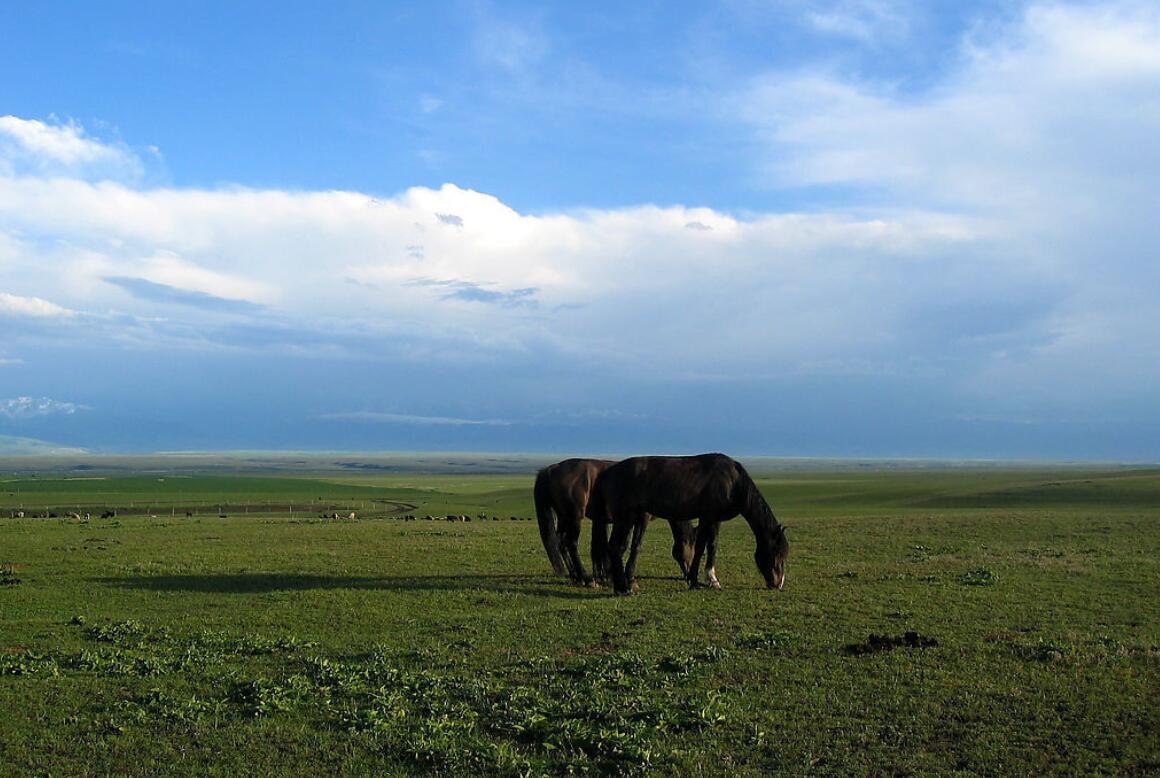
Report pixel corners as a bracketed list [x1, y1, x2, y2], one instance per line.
[590, 453, 789, 595]
[534, 458, 695, 585]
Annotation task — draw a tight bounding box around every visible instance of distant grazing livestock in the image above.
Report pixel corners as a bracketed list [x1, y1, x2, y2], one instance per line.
[589, 453, 789, 595]
[534, 458, 695, 587]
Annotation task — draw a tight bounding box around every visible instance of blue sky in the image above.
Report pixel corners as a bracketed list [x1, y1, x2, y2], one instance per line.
[1, 1, 1158, 458]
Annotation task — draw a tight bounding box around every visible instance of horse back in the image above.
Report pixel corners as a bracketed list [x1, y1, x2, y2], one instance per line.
[542, 458, 615, 517]
[598, 453, 749, 521]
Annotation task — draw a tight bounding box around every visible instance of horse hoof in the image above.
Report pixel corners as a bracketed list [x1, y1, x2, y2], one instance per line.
[687, 580, 706, 590]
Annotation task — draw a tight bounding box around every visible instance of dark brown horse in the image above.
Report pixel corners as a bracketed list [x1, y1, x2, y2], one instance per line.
[589, 453, 789, 595]
[534, 458, 695, 585]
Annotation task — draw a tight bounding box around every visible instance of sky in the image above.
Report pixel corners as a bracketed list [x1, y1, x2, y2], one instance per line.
[1, 0, 1158, 459]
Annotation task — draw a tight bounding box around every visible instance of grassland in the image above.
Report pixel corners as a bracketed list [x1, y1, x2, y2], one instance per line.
[1, 461, 1158, 776]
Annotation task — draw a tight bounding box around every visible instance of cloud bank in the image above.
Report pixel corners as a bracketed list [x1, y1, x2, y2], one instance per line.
[0, 2, 1157, 454]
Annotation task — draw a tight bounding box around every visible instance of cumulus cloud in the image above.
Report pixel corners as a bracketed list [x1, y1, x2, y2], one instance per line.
[0, 171, 1058, 376]
[0, 396, 90, 419]
[0, 3, 1156, 431]
[0, 115, 143, 180]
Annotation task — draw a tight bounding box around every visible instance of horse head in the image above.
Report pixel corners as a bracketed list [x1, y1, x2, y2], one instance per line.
[755, 523, 789, 590]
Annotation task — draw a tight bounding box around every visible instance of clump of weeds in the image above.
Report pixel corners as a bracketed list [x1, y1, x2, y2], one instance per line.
[1, 562, 21, 586]
[960, 566, 999, 586]
[1014, 638, 1076, 662]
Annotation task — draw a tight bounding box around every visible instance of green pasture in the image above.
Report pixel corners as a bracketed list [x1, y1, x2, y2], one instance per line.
[1, 465, 1158, 775]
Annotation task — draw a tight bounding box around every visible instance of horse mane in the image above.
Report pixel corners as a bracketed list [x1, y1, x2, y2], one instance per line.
[734, 460, 789, 555]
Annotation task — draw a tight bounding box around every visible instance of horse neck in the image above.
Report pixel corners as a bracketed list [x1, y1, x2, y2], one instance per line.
[740, 477, 780, 536]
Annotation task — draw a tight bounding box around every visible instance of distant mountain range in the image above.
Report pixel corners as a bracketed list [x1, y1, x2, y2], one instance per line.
[0, 435, 88, 455]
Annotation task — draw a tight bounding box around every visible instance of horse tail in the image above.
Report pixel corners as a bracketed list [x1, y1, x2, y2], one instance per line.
[534, 468, 568, 576]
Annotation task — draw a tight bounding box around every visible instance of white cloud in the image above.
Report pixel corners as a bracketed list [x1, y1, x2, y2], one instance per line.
[741, 2, 1160, 216]
[471, 12, 549, 73]
[0, 396, 90, 419]
[0, 292, 77, 318]
[0, 3, 1156, 425]
[804, 0, 911, 43]
[731, 1, 1160, 412]
[0, 171, 987, 370]
[319, 411, 512, 426]
[0, 115, 144, 180]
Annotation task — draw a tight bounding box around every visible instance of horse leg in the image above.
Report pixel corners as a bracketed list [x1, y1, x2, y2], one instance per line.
[607, 513, 636, 595]
[560, 534, 579, 581]
[670, 520, 695, 578]
[560, 512, 592, 586]
[624, 515, 649, 585]
[553, 511, 577, 581]
[703, 520, 722, 589]
[686, 520, 713, 589]
[590, 518, 610, 584]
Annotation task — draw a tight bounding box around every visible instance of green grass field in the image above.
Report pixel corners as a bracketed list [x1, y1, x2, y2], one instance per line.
[2, 462, 1158, 776]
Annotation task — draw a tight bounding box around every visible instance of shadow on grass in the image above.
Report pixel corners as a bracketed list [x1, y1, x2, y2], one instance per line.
[94, 572, 604, 599]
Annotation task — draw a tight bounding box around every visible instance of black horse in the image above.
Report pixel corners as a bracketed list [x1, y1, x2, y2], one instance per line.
[589, 453, 789, 595]
[534, 457, 695, 585]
